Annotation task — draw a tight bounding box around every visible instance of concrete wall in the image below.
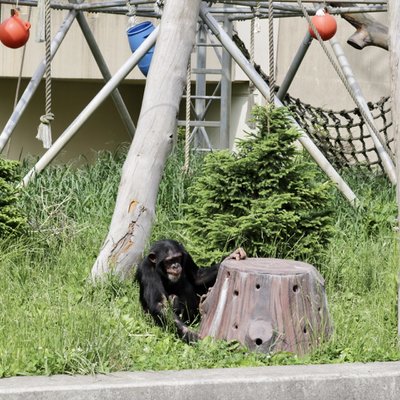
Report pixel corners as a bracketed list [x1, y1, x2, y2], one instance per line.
[1, 77, 253, 161]
[0, 78, 143, 162]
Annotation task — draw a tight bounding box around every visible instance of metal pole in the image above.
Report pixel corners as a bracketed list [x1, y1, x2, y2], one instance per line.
[0, 10, 77, 153]
[329, 36, 396, 184]
[276, 31, 313, 100]
[220, 9, 232, 148]
[200, 4, 358, 205]
[76, 11, 136, 139]
[21, 26, 159, 186]
[194, 23, 207, 148]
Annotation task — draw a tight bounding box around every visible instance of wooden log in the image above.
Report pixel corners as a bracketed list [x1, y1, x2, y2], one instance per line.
[343, 13, 388, 50]
[330, 3, 388, 50]
[199, 258, 333, 355]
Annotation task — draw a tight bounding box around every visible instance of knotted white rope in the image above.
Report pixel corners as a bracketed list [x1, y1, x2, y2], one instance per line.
[154, 0, 165, 15]
[36, 0, 53, 149]
[126, 1, 137, 28]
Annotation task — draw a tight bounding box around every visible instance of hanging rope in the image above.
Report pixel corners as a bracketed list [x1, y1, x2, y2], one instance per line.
[245, 2, 262, 129]
[268, 0, 275, 104]
[36, 0, 53, 149]
[250, 13, 255, 71]
[245, 8, 257, 129]
[2, 0, 29, 156]
[126, 1, 137, 28]
[14, 7, 32, 110]
[154, 0, 165, 15]
[183, 59, 191, 173]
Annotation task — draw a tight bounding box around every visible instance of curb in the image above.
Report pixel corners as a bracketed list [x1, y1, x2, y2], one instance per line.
[0, 361, 399, 399]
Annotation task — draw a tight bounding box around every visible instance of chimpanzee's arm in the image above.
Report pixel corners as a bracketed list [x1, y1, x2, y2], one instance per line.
[138, 274, 167, 319]
[189, 248, 247, 291]
[136, 260, 199, 343]
[194, 264, 219, 288]
[141, 282, 199, 343]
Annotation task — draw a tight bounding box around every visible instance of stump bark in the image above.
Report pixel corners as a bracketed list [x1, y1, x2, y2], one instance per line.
[199, 258, 332, 355]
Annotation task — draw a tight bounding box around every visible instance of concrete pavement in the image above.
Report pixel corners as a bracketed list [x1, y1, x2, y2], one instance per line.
[0, 361, 399, 399]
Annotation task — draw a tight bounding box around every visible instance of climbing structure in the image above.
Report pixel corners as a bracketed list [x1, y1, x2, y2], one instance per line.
[0, 1, 391, 189]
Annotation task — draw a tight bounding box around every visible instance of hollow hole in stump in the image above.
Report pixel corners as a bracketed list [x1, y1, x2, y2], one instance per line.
[255, 283, 261, 290]
[292, 284, 299, 293]
[233, 323, 238, 330]
[233, 290, 239, 297]
[303, 326, 307, 334]
[255, 338, 263, 346]
[226, 271, 231, 277]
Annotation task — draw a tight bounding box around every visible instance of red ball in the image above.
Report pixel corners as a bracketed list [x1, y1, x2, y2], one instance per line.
[308, 9, 337, 41]
[0, 10, 31, 49]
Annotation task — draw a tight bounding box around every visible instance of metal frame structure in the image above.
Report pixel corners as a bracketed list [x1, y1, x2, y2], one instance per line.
[0, 0, 388, 17]
[0, 0, 389, 193]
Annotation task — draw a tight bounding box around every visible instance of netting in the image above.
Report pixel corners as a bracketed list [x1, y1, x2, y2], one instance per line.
[232, 34, 394, 174]
[286, 94, 394, 173]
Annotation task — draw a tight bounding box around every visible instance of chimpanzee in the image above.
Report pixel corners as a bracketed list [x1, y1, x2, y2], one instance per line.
[135, 239, 246, 343]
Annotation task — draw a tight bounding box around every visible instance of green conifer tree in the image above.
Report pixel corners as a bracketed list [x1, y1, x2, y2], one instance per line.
[181, 106, 333, 265]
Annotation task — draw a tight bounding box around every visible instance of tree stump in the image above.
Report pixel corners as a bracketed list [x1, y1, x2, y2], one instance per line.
[199, 258, 333, 355]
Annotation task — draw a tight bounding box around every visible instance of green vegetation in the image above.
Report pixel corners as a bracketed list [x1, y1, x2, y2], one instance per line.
[0, 133, 399, 377]
[0, 158, 27, 237]
[180, 106, 333, 265]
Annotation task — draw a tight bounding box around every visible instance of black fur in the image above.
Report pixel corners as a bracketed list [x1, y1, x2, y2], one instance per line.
[135, 239, 219, 343]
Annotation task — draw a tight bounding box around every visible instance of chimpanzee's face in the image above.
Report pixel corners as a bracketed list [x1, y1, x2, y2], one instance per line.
[149, 247, 184, 283]
[162, 251, 183, 283]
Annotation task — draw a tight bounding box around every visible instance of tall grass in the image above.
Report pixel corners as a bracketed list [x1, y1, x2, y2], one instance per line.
[0, 147, 399, 377]
[314, 170, 399, 363]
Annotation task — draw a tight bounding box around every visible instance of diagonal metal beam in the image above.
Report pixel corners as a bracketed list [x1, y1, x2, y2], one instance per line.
[0, 10, 77, 153]
[21, 26, 159, 186]
[200, 3, 358, 205]
[76, 11, 136, 139]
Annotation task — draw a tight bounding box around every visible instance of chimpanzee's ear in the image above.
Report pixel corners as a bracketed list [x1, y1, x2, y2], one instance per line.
[148, 252, 157, 264]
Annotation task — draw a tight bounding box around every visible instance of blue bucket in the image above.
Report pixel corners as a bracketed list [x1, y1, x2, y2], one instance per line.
[127, 21, 155, 76]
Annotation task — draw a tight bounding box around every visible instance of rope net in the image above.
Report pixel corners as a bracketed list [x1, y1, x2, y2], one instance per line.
[232, 33, 394, 174]
[285, 94, 394, 173]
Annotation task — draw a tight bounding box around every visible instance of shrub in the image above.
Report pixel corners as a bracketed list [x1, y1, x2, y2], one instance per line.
[0, 158, 27, 237]
[180, 106, 334, 265]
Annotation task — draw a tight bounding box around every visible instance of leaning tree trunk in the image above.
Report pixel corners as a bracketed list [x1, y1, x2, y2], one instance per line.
[388, 1, 400, 337]
[91, 0, 201, 279]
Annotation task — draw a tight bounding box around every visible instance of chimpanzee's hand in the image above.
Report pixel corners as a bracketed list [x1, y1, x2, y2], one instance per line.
[226, 248, 247, 261]
[182, 328, 200, 344]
